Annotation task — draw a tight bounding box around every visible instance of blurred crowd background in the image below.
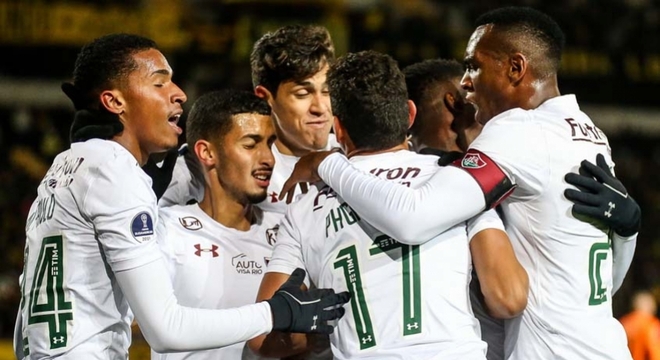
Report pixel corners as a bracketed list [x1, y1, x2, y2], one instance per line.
[1, 0, 660, 357]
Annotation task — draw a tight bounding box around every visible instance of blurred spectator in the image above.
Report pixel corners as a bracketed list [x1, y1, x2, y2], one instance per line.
[620, 290, 660, 360]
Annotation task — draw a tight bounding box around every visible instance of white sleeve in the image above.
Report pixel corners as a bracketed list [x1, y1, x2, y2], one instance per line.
[317, 153, 486, 244]
[159, 152, 204, 207]
[115, 257, 272, 352]
[266, 206, 305, 275]
[469, 111, 548, 201]
[13, 306, 24, 360]
[467, 209, 506, 242]
[612, 232, 636, 294]
[81, 158, 162, 271]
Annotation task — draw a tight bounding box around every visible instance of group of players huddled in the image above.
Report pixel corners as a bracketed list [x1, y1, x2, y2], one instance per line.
[14, 5, 642, 360]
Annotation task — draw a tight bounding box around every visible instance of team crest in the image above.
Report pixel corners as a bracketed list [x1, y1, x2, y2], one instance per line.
[461, 152, 487, 169]
[179, 216, 203, 231]
[266, 225, 279, 246]
[131, 211, 154, 242]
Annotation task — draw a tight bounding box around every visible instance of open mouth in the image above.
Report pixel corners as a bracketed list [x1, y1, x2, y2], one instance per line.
[168, 114, 183, 134]
[253, 170, 272, 187]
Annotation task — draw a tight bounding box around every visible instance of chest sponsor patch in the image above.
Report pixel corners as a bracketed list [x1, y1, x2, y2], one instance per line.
[131, 211, 154, 242]
[451, 149, 516, 209]
[179, 216, 202, 230]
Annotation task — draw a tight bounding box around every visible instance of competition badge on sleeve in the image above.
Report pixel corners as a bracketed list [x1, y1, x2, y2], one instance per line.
[131, 212, 154, 242]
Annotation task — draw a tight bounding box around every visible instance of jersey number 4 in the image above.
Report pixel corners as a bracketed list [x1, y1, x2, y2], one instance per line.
[23, 235, 73, 349]
[333, 235, 421, 350]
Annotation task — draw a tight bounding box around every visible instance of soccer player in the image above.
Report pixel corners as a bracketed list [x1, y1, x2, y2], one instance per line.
[249, 50, 528, 359]
[14, 33, 348, 359]
[159, 24, 338, 212]
[279, 8, 640, 360]
[403, 58, 480, 156]
[151, 90, 283, 360]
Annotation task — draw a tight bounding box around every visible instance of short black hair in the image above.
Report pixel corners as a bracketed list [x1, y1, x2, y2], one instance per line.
[66, 33, 157, 110]
[476, 7, 566, 76]
[250, 25, 335, 94]
[404, 59, 464, 107]
[186, 89, 271, 147]
[328, 50, 409, 151]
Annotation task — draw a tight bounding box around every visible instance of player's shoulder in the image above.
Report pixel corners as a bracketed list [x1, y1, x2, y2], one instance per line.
[70, 139, 146, 181]
[286, 182, 335, 220]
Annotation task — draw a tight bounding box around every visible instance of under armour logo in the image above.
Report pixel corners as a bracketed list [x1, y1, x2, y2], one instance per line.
[269, 192, 279, 203]
[407, 322, 419, 330]
[361, 335, 373, 344]
[194, 244, 219, 257]
[311, 315, 318, 331]
[604, 202, 615, 218]
[52, 336, 65, 344]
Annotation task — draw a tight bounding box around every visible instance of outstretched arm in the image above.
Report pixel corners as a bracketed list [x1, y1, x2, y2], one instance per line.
[281, 150, 514, 245]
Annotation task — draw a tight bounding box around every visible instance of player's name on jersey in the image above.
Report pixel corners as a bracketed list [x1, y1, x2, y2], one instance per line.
[565, 118, 607, 145]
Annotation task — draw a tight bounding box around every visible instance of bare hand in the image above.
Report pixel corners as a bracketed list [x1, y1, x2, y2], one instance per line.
[279, 150, 339, 204]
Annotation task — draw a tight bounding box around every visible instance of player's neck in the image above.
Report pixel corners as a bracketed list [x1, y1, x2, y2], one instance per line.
[273, 138, 309, 158]
[345, 141, 410, 158]
[112, 133, 149, 166]
[199, 180, 254, 231]
[520, 75, 561, 110]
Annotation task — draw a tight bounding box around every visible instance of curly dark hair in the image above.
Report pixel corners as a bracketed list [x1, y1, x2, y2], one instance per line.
[186, 89, 271, 147]
[65, 33, 157, 110]
[476, 7, 566, 77]
[327, 50, 409, 151]
[250, 25, 335, 94]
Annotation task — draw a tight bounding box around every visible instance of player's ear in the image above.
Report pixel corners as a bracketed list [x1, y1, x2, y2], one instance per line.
[509, 52, 527, 85]
[193, 139, 216, 168]
[407, 100, 417, 130]
[99, 89, 125, 115]
[254, 85, 274, 106]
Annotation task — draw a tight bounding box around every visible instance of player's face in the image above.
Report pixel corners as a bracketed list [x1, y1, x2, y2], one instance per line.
[411, 81, 462, 153]
[461, 25, 512, 125]
[270, 63, 333, 156]
[122, 48, 187, 154]
[216, 113, 276, 204]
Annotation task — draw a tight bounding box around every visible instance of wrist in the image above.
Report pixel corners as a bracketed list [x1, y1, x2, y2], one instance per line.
[266, 295, 292, 332]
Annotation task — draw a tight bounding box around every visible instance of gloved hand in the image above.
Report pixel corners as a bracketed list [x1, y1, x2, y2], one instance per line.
[564, 153, 641, 237]
[69, 109, 124, 143]
[63, 82, 124, 143]
[418, 148, 464, 166]
[142, 149, 179, 201]
[266, 268, 350, 334]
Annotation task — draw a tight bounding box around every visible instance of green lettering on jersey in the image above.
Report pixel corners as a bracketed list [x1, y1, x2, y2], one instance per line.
[370, 235, 422, 335]
[27, 235, 73, 349]
[588, 242, 610, 306]
[334, 245, 376, 350]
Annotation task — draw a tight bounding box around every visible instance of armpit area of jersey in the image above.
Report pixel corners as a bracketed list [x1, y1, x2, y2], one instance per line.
[451, 149, 516, 209]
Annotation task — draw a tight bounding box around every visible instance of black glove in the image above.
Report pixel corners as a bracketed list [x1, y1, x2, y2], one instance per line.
[564, 153, 641, 237]
[417, 148, 464, 166]
[63, 82, 124, 143]
[266, 268, 350, 334]
[69, 109, 124, 143]
[142, 148, 179, 200]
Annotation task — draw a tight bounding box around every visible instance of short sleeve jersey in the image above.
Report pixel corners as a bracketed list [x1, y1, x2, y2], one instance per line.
[268, 150, 496, 360]
[18, 139, 161, 359]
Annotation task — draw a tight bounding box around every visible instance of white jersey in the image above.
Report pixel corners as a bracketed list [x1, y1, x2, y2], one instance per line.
[18, 139, 162, 359]
[467, 95, 630, 359]
[151, 203, 280, 360]
[268, 150, 502, 360]
[159, 148, 204, 207]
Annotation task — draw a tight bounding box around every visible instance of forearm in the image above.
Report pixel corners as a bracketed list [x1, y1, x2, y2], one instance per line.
[612, 231, 636, 294]
[317, 153, 486, 244]
[471, 228, 529, 319]
[116, 258, 272, 353]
